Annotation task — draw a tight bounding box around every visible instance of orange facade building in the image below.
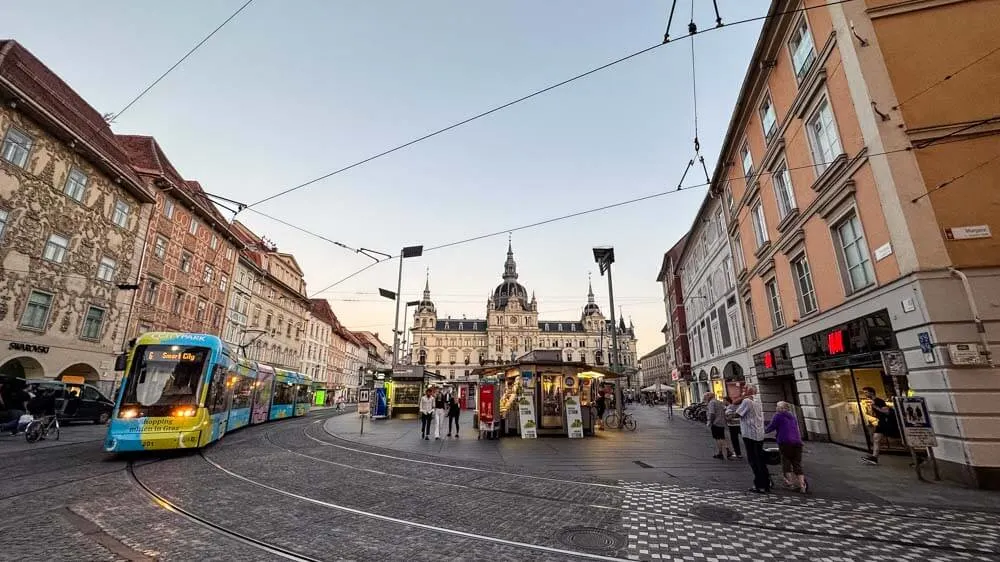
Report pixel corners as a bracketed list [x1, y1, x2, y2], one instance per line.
[719, 0, 998, 487]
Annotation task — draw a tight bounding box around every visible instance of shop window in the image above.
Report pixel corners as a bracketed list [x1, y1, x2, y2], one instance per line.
[792, 255, 818, 316]
[765, 279, 785, 330]
[834, 213, 875, 294]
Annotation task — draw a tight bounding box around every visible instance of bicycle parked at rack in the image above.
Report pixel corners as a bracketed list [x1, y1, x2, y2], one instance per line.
[604, 409, 637, 431]
[683, 402, 708, 423]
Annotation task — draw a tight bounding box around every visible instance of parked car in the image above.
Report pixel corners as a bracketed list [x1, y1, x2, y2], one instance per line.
[26, 379, 114, 424]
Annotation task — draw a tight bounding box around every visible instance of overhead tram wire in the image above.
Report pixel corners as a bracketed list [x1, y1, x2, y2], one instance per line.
[69, 0, 255, 149]
[240, 0, 861, 211]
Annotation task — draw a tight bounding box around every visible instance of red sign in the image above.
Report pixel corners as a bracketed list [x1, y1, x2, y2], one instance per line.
[478, 384, 495, 424]
[763, 351, 774, 370]
[828, 330, 846, 354]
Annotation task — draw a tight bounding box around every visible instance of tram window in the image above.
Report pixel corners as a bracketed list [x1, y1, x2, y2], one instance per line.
[273, 383, 295, 405]
[231, 376, 253, 410]
[206, 366, 230, 414]
[125, 345, 208, 407]
[295, 384, 310, 404]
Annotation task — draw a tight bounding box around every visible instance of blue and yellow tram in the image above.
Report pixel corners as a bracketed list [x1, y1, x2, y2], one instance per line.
[104, 332, 312, 453]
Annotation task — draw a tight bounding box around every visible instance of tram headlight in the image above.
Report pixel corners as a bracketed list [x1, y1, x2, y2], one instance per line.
[172, 406, 197, 417]
[120, 407, 139, 419]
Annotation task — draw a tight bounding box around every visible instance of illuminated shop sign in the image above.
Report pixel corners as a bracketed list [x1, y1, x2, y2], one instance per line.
[145, 350, 199, 362]
[801, 309, 897, 370]
[752, 344, 793, 379]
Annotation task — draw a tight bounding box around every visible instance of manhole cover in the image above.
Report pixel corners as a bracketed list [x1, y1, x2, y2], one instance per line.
[557, 527, 627, 552]
[688, 505, 742, 523]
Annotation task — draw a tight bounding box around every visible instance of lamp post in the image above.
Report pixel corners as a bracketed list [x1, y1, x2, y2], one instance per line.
[593, 246, 623, 428]
[399, 300, 420, 364]
[380, 245, 423, 368]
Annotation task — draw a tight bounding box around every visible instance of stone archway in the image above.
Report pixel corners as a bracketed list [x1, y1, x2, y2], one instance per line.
[0, 356, 45, 381]
[58, 362, 101, 382]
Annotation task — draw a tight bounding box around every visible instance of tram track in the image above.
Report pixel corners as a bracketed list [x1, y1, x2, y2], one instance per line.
[276, 420, 1000, 557]
[118, 413, 1000, 561]
[126, 460, 323, 562]
[313, 420, 1000, 526]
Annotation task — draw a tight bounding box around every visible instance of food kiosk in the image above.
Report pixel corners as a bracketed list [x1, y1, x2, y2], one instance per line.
[388, 366, 443, 419]
[471, 350, 618, 438]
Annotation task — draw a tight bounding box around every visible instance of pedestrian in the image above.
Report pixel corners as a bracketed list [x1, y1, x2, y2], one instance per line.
[861, 386, 900, 465]
[595, 391, 606, 430]
[766, 401, 807, 493]
[705, 392, 734, 459]
[665, 391, 675, 419]
[1, 379, 31, 435]
[433, 387, 447, 440]
[732, 385, 770, 493]
[723, 396, 743, 458]
[447, 392, 461, 438]
[418, 387, 435, 441]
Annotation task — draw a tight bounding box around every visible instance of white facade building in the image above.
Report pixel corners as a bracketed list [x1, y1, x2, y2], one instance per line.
[678, 194, 749, 401]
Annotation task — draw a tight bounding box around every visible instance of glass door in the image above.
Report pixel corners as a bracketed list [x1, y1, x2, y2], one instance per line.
[539, 374, 564, 429]
[818, 369, 870, 450]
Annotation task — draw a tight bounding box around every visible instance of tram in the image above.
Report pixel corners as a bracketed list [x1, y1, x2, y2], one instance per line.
[104, 332, 313, 453]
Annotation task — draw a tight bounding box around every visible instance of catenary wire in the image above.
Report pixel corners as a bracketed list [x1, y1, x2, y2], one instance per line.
[241, 0, 860, 210]
[304, 120, 988, 296]
[108, 0, 256, 123]
[911, 150, 1000, 203]
[893, 43, 1000, 110]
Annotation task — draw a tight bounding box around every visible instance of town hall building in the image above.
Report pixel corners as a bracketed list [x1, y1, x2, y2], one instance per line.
[410, 243, 637, 379]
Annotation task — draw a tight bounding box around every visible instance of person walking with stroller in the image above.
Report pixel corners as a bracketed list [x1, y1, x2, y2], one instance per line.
[765, 401, 807, 493]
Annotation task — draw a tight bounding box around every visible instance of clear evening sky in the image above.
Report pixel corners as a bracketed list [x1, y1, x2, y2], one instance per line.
[4, 1, 768, 354]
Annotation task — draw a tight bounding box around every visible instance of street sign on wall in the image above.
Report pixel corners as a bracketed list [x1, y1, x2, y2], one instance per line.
[880, 350, 908, 377]
[899, 396, 937, 448]
[359, 389, 371, 403]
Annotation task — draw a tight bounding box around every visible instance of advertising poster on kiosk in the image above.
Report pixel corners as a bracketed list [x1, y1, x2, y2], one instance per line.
[479, 383, 495, 429]
[372, 387, 388, 418]
[517, 395, 537, 438]
[564, 375, 583, 437]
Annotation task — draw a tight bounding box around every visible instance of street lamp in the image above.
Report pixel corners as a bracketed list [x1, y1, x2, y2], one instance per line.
[399, 300, 420, 364]
[381, 245, 423, 368]
[593, 246, 623, 427]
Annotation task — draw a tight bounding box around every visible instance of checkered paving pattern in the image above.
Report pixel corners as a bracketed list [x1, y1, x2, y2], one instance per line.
[618, 482, 1000, 561]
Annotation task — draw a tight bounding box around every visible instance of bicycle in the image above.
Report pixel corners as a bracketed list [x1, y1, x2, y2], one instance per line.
[604, 409, 638, 431]
[25, 414, 59, 443]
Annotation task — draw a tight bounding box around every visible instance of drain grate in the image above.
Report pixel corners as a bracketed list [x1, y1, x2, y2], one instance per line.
[688, 505, 742, 523]
[557, 527, 627, 552]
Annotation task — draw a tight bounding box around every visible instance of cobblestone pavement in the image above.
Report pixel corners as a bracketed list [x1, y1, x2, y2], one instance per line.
[2, 407, 999, 561]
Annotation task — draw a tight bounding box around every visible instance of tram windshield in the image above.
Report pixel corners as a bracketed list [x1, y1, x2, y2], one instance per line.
[123, 345, 210, 407]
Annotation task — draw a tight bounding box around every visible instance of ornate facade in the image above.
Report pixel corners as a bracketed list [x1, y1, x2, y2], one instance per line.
[118, 135, 241, 340]
[410, 243, 637, 380]
[0, 40, 156, 395]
